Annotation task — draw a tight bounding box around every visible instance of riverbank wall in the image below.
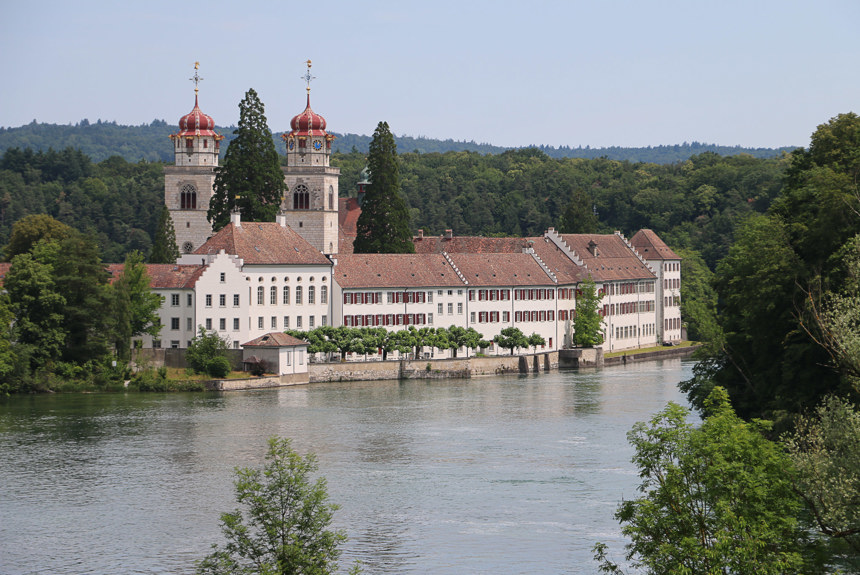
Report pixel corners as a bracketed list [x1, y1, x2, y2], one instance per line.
[603, 345, 700, 366]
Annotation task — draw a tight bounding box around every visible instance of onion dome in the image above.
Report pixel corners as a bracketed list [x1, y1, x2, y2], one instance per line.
[288, 94, 328, 137]
[176, 95, 219, 137]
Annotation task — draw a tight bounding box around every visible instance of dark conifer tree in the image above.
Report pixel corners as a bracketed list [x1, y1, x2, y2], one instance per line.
[208, 89, 286, 230]
[149, 206, 179, 263]
[354, 121, 415, 254]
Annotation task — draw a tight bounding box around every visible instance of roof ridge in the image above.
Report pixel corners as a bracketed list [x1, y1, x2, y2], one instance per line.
[544, 228, 586, 268]
[442, 251, 469, 285]
[525, 247, 557, 284]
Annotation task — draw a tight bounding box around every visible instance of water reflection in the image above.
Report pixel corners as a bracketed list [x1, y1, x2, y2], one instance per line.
[0, 359, 695, 574]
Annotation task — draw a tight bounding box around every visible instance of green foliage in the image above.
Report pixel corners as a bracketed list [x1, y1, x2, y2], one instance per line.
[353, 122, 415, 254]
[527, 332, 546, 352]
[3, 213, 74, 260]
[558, 187, 599, 233]
[573, 276, 604, 347]
[595, 387, 807, 574]
[676, 247, 720, 343]
[784, 395, 860, 553]
[493, 327, 528, 355]
[149, 205, 179, 263]
[197, 437, 351, 575]
[208, 89, 286, 231]
[186, 327, 232, 377]
[110, 250, 163, 360]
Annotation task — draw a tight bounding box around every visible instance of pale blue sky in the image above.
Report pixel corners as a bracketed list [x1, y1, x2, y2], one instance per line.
[1, 0, 857, 148]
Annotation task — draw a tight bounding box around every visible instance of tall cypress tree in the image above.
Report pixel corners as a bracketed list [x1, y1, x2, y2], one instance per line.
[149, 206, 179, 263]
[208, 89, 286, 231]
[353, 121, 415, 254]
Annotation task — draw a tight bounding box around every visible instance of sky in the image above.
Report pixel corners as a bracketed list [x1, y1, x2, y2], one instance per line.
[1, 0, 858, 149]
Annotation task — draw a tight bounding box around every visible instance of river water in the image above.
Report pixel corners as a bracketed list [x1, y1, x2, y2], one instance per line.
[0, 359, 695, 574]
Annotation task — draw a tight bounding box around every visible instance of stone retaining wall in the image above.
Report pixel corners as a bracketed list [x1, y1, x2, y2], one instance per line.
[603, 345, 700, 366]
[207, 371, 309, 391]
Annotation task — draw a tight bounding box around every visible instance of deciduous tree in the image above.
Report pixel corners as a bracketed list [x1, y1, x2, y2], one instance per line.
[494, 327, 528, 355]
[208, 89, 286, 231]
[594, 387, 806, 575]
[573, 276, 604, 347]
[197, 437, 353, 575]
[111, 250, 163, 360]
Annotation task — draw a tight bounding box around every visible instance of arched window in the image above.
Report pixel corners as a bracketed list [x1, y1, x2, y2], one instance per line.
[320, 285, 328, 304]
[257, 286, 264, 305]
[270, 286, 277, 305]
[293, 184, 309, 210]
[308, 286, 315, 305]
[180, 184, 197, 209]
[295, 286, 303, 305]
[283, 286, 290, 305]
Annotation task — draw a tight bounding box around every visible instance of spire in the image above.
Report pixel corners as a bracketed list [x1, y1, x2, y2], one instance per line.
[302, 59, 315, 95]
[190, 61, 203, 97]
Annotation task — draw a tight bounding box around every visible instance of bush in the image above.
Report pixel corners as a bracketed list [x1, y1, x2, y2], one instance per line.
[205, 356, 232, 378]
[186, 327, 230, 375]
[249, 359, 268, 377]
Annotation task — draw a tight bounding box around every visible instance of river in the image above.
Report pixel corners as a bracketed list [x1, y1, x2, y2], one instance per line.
[0, 359, 695, 574]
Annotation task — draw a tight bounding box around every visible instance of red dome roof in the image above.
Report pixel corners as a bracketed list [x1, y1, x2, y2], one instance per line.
[176, 95, 219, 137]
[288, 94, 328, 137]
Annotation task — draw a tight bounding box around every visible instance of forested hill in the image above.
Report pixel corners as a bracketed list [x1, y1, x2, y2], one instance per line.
[0, 120, 797, 164]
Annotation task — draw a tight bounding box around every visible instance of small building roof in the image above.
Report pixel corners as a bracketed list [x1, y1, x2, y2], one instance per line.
[630, 229, 681, 261]
[243, 332, 308, 348]
[104, 263, 206, 288]
[196, 221, 330, 265]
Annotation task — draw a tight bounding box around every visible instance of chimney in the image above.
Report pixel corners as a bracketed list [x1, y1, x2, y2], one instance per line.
[231, 211, 241, 228]
[444, 229, 453, 240]
[417, 229, 424, 240]
[276, 212, 287, 227]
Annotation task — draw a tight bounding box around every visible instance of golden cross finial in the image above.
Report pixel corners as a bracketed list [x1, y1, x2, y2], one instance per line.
[302, 59, 315, 94]
[190, 62, 203, 95]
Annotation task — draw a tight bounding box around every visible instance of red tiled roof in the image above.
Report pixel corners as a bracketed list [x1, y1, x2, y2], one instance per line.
[0, 262, 11, 286]
[449, 253, 556, 286]
[105, 263, 206, 288]
[243, 332, 308, 348]
[335, 254, 466, 288]
[339, 197, 360, 237]
[528, 238, 589, 285]
[196, 222, 330, 265]
[558, 234, 655, 281]
[630, 229, 681, 261]
[413, 235, 526, 254]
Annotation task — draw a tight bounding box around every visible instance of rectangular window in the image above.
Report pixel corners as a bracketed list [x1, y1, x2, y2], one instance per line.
[187, 293, 193, 306]
[171, 294, 180, 306]
[296, 316, 302, 328]
[321, 315, 327, 326]
[428, 312, 434, 324]
[448, 303, 453, 314]
[258, 317, 263, 329]
[309, 316, 315, 329]
[271, 316, 277, 329]
[187, 317, 192, 331]
[470, 311, 476, 323]
[503, 311, 510, 322]
[219, 318, 226, 330]
[219, 272, 225, 283]
[205, 318, 212, 330]
[457, 303, 463, 314]
[438, 303, 443, 315]
[233, 294, 240, 306]
[219, 294, 226, 307]
[205, 294, 212, 307]
[233, 318, 239, 330]
[271, 286, 277, 305]
[171, 340, 180, 348]
[284, 316, 290, 329]
[428, 291, 433, 303]
[152, 339, 161, 349]
[468, 290, 474, 301]
[257, 287, 264, 305]
[171, 317, 180, 330]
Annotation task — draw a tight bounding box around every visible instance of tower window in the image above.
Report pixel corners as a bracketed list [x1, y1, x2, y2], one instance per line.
[185, 138, 193, 148]
[203, 139, 208, 148]
[180, 184, 197, 210]
[293, 184, 309, 210]
[328, 186, 334, 210]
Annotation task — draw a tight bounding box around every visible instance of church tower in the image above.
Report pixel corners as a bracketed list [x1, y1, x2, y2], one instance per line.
[281, 60, 340, 256]
[164, 63, 223, 254]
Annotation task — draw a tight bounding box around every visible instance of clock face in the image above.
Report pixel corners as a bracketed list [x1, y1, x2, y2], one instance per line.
[288, 140, 295, 150]
[313, 140, 322, 151]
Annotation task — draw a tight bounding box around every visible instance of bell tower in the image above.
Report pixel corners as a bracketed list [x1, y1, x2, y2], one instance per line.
[164, 62, 223, 254]
[281, 60, 340, 256]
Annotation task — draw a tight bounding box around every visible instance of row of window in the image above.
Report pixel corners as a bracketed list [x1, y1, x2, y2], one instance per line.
[607, 282, 655, 296]
[170, 293, 193, 307]
[664, 296, 680, 307]
[512, 310, 556, 322]
[470, 289, 512, 301]
[608, 301, 656, 315]
[665, 317, 681, 331]
[439, 302, 463, 315]
[256, 285, 328, 306]
[664, 278, 680, 290]
[615, 323, 656, 340]
[664, 262, 680, 272]
[344, 314, 430, 327]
